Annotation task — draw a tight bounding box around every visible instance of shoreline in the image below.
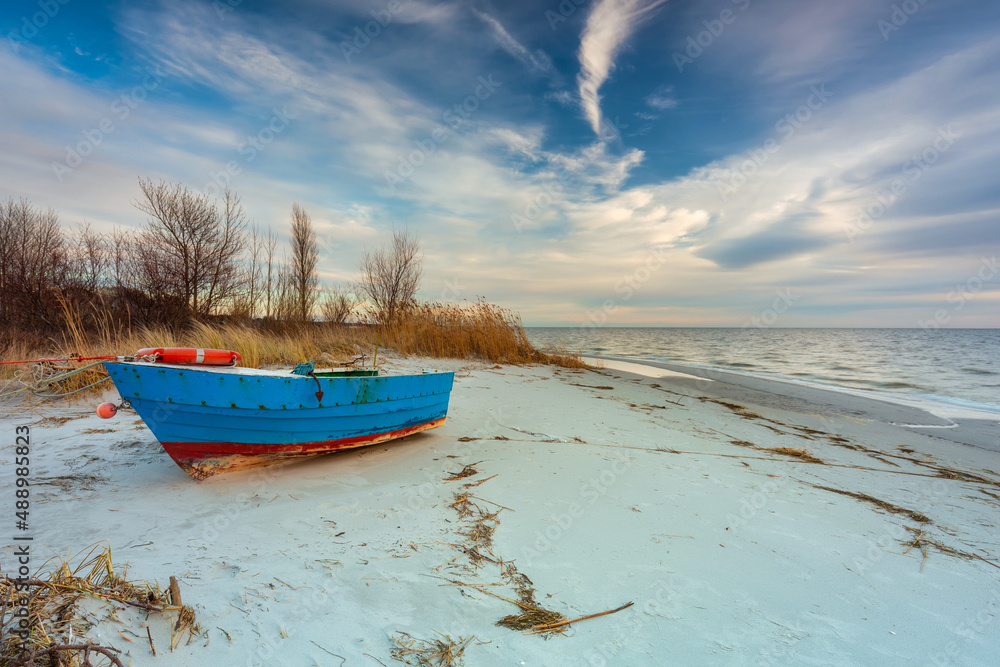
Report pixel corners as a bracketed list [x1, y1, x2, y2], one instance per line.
[527, 328, 1000, 421]
[3, 354, 1000, 665]
[586, 354, 1000, 454]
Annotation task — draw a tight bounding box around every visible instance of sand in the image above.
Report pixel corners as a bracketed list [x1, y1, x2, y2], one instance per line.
[3, 355, 1000, 666]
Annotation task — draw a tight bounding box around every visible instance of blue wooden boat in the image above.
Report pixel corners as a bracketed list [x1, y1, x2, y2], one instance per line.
[102, 356, 454, 480]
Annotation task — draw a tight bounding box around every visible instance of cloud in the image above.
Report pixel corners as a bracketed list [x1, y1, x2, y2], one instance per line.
[577, 0, 669, 136]
[4, 0, 999, 326]
[545, 90, 575, 106]
[473, 10, 553, 74]
[695, 215, 831, 269]
[646, 87, 677, 110]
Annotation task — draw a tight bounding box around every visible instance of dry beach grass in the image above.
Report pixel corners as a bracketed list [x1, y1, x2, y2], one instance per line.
[0, 544, 198, 666]
[0, 299, 585, 400]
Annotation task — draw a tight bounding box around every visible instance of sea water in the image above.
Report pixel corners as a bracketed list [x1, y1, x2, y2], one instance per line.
[526, 328, 1000, 419]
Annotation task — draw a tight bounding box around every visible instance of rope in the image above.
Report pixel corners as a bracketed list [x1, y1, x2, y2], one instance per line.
[0, 354, 122, 365]
[0, 360, 112, 400]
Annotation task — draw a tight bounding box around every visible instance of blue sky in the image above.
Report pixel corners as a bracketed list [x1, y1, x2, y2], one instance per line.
[2, 0, 998, 326]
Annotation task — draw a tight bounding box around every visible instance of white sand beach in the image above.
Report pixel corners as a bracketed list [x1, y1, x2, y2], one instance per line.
[4, 356, 1000, 666]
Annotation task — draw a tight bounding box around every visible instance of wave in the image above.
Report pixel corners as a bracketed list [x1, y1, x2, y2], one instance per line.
[876, 381, 925, 390]
[525, 328, 1000, 412]
[962, 367, 998, 376]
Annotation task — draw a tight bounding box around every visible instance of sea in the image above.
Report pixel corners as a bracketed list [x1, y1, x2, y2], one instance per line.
[525, 328, 1000, 420]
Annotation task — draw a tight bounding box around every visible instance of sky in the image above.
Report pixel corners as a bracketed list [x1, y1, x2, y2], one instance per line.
[1, 0, 999, 327]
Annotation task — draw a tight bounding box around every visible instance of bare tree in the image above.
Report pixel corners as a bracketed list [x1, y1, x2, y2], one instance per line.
[234, 222, 268, 319]
[288, 203, 319, 322]
[107, 226, 187, 327]
[272, 257, 298, 323]
[132, 178, 246, 318]
[73, 222, 108, 292]
[320, 285, 355, 325]
[357, 229, 422, 325]
[263, 225, 278, 319]
[0, 197, 68, 331]
[203, 189, 248, 315]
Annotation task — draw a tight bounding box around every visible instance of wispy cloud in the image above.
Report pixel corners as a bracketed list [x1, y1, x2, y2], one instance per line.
[646, 87, 677, 110]
[577, 0, 668, 136]
[473, 9, 553, 74]
[3, 0, 998, 326]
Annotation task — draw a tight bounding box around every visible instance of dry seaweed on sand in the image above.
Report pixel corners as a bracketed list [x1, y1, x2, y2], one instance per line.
[901, 526, 974, 560]
[699, 397, 766, 420]
[920, 463, 1000, 488]
[439, 572, 566, 637]
[32, 474, 107, 492]
[391, 631, 474, 666]
[726, 439, 824, 464]
[436, 467, 566, 637]
[6, 643, 125, 667]
[0, 543, 200, 665]
[445, 492, 501, 570]
[494, 564, 566, 635]
[767, 447, 824, 464]
[810, 484, 931, 523]
[444, 462, 482, 483]
[899, 526, 982, 572]
[461, 474, 497, 489]
[526, 602, 634, 634]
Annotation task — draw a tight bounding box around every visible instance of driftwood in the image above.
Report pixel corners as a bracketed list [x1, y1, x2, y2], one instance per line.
[10, 643, 124, 667]
[527, 602, 634, 634]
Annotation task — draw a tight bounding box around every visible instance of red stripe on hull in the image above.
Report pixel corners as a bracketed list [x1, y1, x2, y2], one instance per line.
[161, 417, 446, 480]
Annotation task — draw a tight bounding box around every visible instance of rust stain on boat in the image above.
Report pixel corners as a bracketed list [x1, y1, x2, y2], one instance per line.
[164, 418, 447, 480]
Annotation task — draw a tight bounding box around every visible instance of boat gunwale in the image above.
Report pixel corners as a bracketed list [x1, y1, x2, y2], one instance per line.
[105, 361, 451, 378]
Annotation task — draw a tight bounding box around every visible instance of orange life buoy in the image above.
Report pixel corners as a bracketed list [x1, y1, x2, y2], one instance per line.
[135, 347, 241, 366]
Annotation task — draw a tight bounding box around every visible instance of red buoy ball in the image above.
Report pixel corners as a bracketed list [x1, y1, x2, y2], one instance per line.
[96, 402, 118, 419]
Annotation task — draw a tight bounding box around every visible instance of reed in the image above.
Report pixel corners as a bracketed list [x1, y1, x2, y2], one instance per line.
[1, 299, 586, 397]
[0, 543, 199, 665]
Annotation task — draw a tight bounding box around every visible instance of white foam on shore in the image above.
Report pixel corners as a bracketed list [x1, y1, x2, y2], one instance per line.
[591, 355, 1000, 422]
[583, 357, 711, 381]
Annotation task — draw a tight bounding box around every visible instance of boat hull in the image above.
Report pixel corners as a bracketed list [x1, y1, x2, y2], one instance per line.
[104, 362, 454, 479]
